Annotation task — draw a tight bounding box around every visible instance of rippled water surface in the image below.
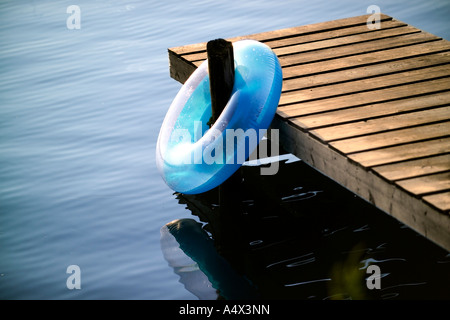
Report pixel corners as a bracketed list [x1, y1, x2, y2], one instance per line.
[1, 0, 449, 299]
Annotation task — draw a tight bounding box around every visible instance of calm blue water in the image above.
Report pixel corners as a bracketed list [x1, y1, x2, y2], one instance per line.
[0, 0, 449, 300]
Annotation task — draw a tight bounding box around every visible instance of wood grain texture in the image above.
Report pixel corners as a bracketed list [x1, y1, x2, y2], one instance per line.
[374, 154, 450, 181]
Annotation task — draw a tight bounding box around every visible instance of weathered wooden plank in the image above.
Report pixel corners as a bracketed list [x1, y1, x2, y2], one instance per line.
[397, 172, 450, 195]
[278, 32, 440, 67]
[280, 64, 450, 105]
[194, 37, 450, 73]
[290, 92, 450, 130]
[170, 14, 394, 56]
[278, 77, 450, 117]
[184, 24, 419, 63]
[423, 191, 450, 212]
[311, 106, 450, 142]
[186, 29, 437, 66]
[264, 19, 406, 49]
[348, 137, 450, 167]
[274, 25, 420, 57]
[250, 13, 391, 44]
[282, 40, 450, 79]
[283, 51, 450, 92]
[330, 122, 450, 154]
[374, 154, 450, 181]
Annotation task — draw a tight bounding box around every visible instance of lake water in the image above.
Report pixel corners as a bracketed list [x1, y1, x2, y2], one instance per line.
[0, 0, 449, 300]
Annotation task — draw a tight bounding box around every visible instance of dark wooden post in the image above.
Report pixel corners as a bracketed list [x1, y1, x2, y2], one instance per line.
[207, 38, 235, 124]
[206, 39, 243, 258]
[206, 38, 241, 213]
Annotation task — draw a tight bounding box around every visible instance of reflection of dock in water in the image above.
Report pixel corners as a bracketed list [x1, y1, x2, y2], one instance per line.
[161, 159, 450, 300]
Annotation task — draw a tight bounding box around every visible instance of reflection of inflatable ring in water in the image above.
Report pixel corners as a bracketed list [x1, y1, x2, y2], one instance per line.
[160, 219, 258, 299]
[156, 40, 282, 194]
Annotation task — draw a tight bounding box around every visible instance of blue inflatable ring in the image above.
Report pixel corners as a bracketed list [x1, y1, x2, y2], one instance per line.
[156, 40, 282, 194]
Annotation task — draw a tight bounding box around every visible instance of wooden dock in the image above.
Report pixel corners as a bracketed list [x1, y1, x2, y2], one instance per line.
[167, 14, 450, 251]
